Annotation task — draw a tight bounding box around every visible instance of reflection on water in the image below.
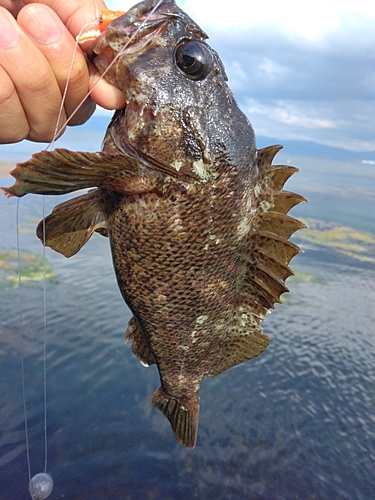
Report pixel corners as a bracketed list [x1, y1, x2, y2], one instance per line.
[0, 157, 375, 499]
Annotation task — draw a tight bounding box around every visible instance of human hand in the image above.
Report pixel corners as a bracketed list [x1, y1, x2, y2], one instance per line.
[0, 0, 126, 144]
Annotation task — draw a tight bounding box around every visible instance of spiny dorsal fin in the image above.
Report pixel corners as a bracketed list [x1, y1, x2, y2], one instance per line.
[36, 190, 106, 257]
[239, 145, 307, 317]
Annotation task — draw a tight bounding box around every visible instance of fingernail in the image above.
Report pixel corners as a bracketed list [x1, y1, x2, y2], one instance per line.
[24, 6, 61, 44]
[0, 9, 20, 49]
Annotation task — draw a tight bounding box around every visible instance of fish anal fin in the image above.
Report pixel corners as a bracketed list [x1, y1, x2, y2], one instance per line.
[36, 190, 105, 258]
[207, 326, 270, 378]
[151, 387, 199, 449]
[124, 317, 155, 367]
[3, 148, 156, 197]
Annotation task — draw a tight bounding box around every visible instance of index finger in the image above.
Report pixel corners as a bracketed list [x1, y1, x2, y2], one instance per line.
[0, 1, 24, 17]
[21, 0, 107, 36]
[20, 0, 127, 111]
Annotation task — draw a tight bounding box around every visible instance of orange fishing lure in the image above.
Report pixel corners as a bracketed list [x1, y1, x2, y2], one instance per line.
[77, 9, 126, 44]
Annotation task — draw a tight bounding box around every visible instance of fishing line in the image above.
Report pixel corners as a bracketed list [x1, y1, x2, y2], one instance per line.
[50, 19, 100, 149]
[22, 15, 103, 500]
[17, 206, 53, 500]
[93, 0, 99, 21]
[22, 18, 99, 500]
[21, 3, 165, 497]
[17, 199, 53, 499]
[17, 199, 31, 483]
[42, 199, 47, 475]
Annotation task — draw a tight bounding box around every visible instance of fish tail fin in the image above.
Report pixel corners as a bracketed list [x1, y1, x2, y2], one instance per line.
[37, 190, 107, 257]
[151, 387, 199, 449]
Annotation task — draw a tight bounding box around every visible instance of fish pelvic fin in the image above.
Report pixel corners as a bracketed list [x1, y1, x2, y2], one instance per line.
[151, 387, 199, 449]
[239, 145, 307, 317]
[124, 317, 156, 367]
[36, 190, 107, 258]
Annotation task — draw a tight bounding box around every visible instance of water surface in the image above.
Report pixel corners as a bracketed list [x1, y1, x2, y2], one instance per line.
[0, 153, 374, 499]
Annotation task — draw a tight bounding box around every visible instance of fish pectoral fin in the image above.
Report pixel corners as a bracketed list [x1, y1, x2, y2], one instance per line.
[3, 148, 154, 197]
[124, 317, 155, 367]
[36, 189, 106, 257]
[151, 387, 199, 449]
[206, 327, 270, 377]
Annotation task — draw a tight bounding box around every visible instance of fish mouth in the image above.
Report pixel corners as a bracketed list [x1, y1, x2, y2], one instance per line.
[86, 3, 170, 63]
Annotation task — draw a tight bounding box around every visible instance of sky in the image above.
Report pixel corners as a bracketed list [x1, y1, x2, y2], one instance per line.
[1, 0, 373, 162]
[104, 0, 375, 155]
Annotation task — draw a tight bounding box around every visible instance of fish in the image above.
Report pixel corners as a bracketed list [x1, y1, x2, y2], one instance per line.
[3, 0, 307, 448]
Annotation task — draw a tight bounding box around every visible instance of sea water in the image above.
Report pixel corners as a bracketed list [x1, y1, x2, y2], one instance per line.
[1, 140, 374, 499]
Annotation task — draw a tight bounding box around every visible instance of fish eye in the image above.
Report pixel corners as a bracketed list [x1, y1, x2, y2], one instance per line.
[174, 41, 213, 80]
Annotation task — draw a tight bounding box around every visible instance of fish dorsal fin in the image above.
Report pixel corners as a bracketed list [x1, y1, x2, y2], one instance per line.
[239, 145, 307, 317]
[202, 146, 306, 380]
[36, 190, 107, 257]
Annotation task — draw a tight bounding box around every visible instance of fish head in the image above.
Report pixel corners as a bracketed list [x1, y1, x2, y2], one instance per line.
[88, 0, 252, 183]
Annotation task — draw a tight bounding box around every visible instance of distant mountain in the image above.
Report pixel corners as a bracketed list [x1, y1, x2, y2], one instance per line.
[86, 114, 374, 164]
[256, 136, 375, 163]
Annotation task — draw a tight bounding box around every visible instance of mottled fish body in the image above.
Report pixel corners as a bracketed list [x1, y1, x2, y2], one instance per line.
[4, 0, 306, 448]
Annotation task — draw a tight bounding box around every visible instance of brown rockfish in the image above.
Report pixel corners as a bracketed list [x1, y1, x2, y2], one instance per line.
[4, 0, 306, 448]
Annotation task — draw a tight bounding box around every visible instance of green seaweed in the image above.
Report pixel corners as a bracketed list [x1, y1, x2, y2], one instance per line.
[296, 219, 375, 264]
[0, 251, 57, 290]
[289, 271, 326, 284]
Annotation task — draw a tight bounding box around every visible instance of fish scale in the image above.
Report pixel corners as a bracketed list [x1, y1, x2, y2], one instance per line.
[3, 0, 307, 448]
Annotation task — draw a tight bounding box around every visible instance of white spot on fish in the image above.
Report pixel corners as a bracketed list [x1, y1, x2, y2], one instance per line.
[237, 216, 250, 240]
[260, 200, 273, 212]
[240, 313, 248, 327]
[172, 160, 183, 172]
[196, 315, 208, 325]
[192, 159, 206, 178]
[139, 73, 155, 86]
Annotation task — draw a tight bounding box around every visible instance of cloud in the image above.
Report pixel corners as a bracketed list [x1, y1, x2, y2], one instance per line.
[100, 1, 375, 153]
[202, 16, 375, 152]
[242, 99, 375, 152]
[247, 100, 336, 130]
[179, 0, 375, 36]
